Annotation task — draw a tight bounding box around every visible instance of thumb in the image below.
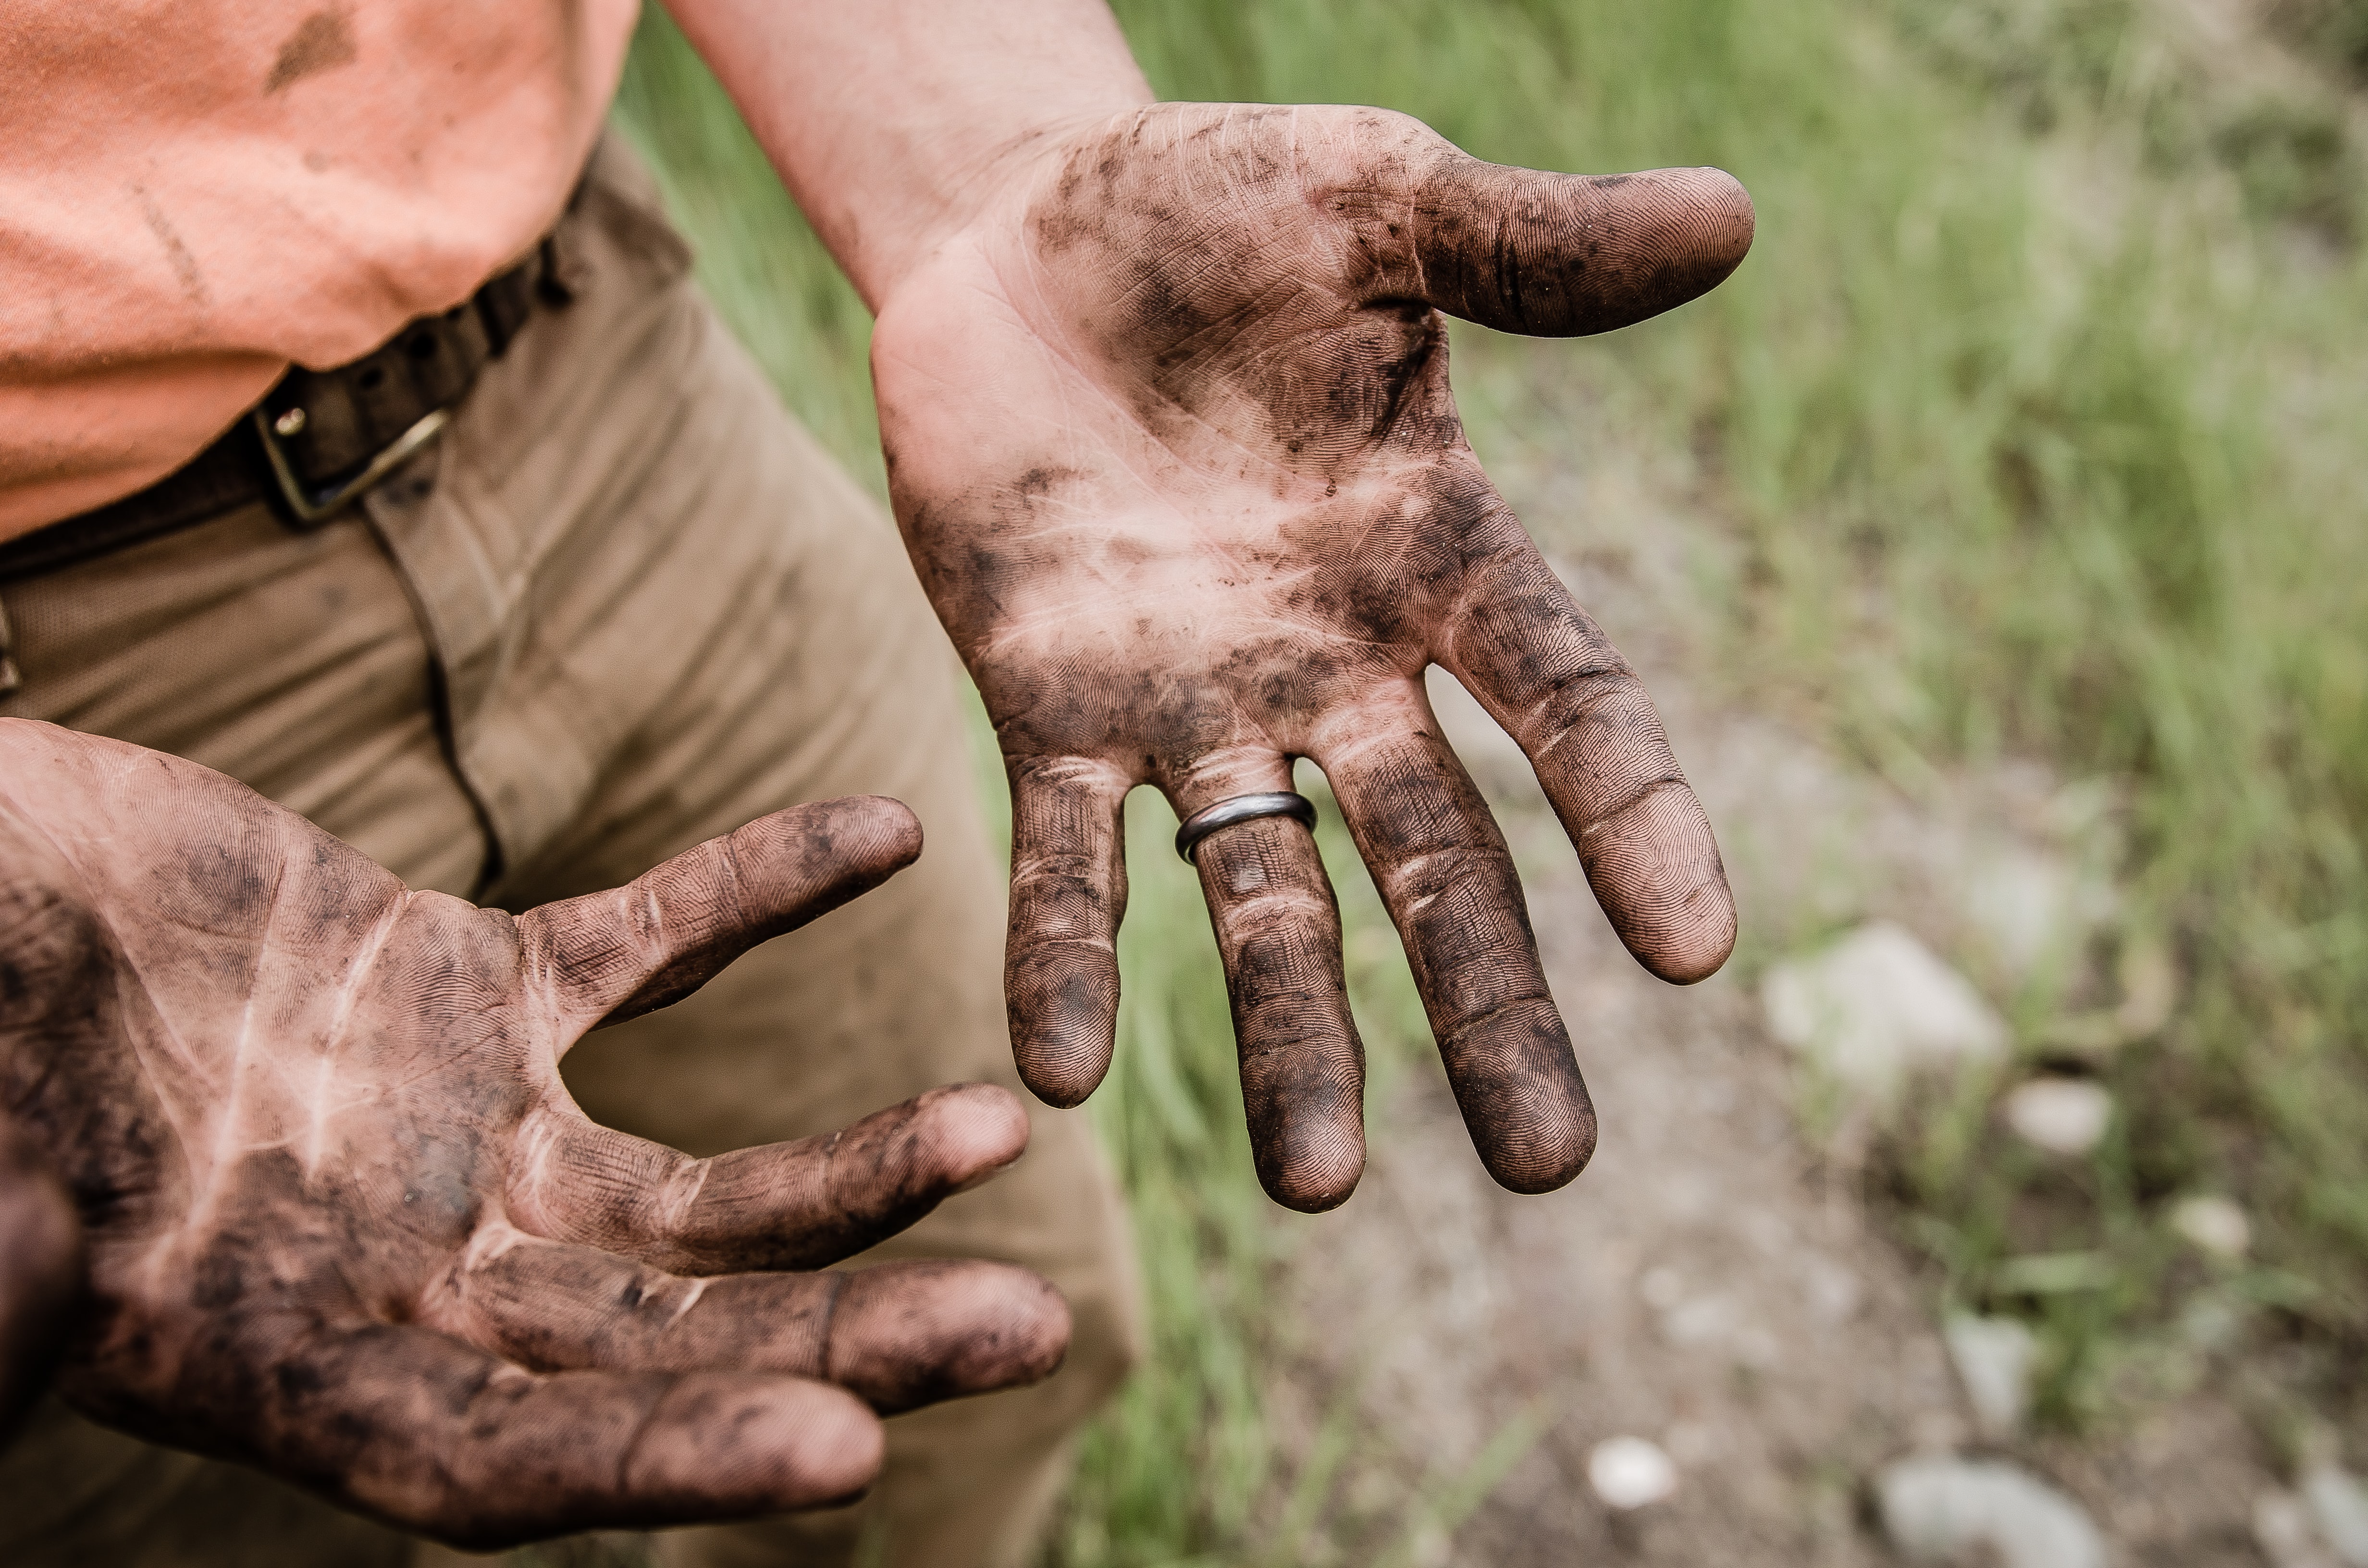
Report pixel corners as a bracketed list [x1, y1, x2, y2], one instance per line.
[1397, 156, 1754, 336]
[523, 796, 923, 1039]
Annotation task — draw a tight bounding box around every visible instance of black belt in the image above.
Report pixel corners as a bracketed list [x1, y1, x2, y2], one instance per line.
[0, 252, 565, 585]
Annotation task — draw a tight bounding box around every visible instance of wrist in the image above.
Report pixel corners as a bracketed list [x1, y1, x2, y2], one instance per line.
[666, 0, 1153, 310]
[864, 101, 1140, 304]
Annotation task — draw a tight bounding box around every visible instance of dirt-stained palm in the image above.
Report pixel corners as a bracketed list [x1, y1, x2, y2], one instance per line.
[875, 103, 1751, 1212]
[0, 722, 1069, 1548]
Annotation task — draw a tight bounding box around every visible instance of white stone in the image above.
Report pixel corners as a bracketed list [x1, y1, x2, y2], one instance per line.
[1803, 1255, 1864, 1323]
[1945, 1314, 2038, 1440]
[2171, 1195, 2252, 1260]
[2257, 1490, 2341, 1568]
[2003, 1078, 2113, 1156]
[1964, 847, 2078, 981]
[1762, 921, 2010, 1101]
[1662, 1293, 1736, 1347]
[1588, 1435, 1678, 1510]
[1878, 1457, 2107, 1568]
[2179, 1293, 2245, 1351]
[2305, 1464, 2368, 1566]
[1637, 1266, 1687, 1311]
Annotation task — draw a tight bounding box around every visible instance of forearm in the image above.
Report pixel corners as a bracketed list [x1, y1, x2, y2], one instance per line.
[664, 0, 1153, 307]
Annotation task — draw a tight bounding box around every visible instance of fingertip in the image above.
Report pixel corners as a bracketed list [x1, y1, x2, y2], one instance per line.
[1639, 885, 1738, 985]
[634, 1377, 885, 1513]
[1025, 1274, 1074, 1383]
[832, 1262, 1073, 1412]
[1580, 783, 1739, 986]
[1681, 165, 1756, 275]
[1258, 1137, 1365, 1214]
[821, 794, 925, 878]
[966, 1266, 1073, 1390]
[1474, 1081, 1598, 1196]
[1004, 965, 1117, 1109]
[785, 1384, 886, 1505]
[1239, 1049, 1367, 1213]
[915, 1082, 1031, 1193]
[1607, 164, 1756, 319]
[1016, 1066, 1095, 1111]
[1438, 998, 1599, 1195]
[765, 1382, 885, 1508]
[1483, 1106, 1599, 1196]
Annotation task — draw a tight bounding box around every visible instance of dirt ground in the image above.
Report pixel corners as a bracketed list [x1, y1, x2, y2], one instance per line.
[1253, 391, 2288, 1567]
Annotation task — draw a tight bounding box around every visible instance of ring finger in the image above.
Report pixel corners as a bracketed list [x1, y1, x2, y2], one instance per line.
[1168, 753, 1367, 1213]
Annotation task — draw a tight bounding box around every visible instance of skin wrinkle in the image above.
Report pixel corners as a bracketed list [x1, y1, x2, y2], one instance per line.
[816, 1270, 847, 1387]
[663, 1274, 707, 1330]
[1578, 774, 1699, 840]
[0, 725, 1064, 1545]
[1013, 207, 1308, 504]
[654, 1151, 712, 1243]
[301, 890, 411, 1179]
[610, 1384, 669, 1504]
[187, 840, 293, 1239]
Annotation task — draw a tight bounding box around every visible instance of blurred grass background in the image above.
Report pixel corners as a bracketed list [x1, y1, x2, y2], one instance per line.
[615, 0, 2368, 1558]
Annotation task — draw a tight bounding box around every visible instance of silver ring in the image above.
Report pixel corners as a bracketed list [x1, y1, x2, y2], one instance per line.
[1174, 791, 1317, 863]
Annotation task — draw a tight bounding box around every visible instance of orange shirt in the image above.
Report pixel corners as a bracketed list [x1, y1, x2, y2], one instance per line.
[0, 0, 640, 536]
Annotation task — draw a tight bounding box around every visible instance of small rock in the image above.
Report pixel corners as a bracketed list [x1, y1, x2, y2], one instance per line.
[2002, 1078, 2113, 1156]
[1945, 1314, 2037, 1440]
[1662, 1294, 1735, 1348]
[2171, 1195, 2251, 1261]
[1877, 1456, 2106, 1568]
[2258, 1490, 2343, 1568]
[2305, 1464, 2368, 1566]
[1964, 847, 2081, 981]
[1588, 1435, 1678, 1510]
[2178, 1292, 2246, 1351]
[1637, 1266, 1687, 1311]
[1762, 921, 2009, 1101]
[1802, 1255, 1864, 1323]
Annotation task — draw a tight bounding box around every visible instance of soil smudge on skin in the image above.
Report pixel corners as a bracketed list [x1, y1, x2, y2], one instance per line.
[266, 10, 358, 95]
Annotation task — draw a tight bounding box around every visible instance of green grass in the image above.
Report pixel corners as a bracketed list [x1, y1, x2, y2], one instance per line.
[616, 0, 2368, 1552]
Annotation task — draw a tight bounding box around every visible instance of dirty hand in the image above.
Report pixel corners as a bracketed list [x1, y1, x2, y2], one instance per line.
[873, 104, 1751, 1212]
[0, 721, 1068, 1547]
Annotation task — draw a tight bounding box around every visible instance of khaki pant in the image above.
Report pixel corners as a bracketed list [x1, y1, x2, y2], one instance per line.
[0, 137, 1140, 1568]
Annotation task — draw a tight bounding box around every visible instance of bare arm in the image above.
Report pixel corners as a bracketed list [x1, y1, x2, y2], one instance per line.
[665, 0, 1151, 306]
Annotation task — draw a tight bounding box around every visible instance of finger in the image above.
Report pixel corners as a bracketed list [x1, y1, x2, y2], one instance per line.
[1182, 798, 1367, 1212]
[1442, 529, 1736, 983]
[1003, 756, 1131, 1107]
[1317, 716, 1596, 1194]
[512, 1083, 1031, 1274]
[442, 1233, 1069, 1415]
[0, 1113, 80, 1443]
[181, 1320, 882, 1550]
[522, 796, 923, 1037]
[1381, 153, 1754, 337]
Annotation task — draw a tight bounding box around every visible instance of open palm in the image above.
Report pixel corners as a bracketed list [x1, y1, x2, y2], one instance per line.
[0, 723, 1066, 1547]
[875, 103, 1751, 1211]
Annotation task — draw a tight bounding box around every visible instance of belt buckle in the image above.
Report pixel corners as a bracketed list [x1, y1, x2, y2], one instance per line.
[251, 404, 452, 527]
